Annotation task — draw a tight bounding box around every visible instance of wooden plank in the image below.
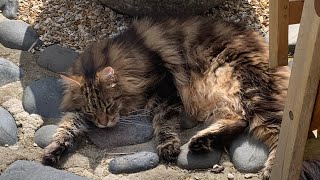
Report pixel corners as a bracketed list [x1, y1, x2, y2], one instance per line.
[270, 0, 320, 179]
[269, 0, 289, 68]
[304, 138, 320, 160]
[310, 84, 320, 132]
[289, 0, 304, 24]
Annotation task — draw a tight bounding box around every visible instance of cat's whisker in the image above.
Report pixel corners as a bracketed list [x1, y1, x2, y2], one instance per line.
[118, 121, 152, 128]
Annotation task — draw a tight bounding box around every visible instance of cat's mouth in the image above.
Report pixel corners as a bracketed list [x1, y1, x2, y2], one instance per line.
[94, 117, 119, 128]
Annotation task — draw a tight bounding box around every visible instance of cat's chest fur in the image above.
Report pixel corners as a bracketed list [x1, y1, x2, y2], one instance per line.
[179, 63, 245, 122]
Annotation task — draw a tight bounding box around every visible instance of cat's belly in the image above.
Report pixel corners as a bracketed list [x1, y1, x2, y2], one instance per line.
[179, 64, 245, 121]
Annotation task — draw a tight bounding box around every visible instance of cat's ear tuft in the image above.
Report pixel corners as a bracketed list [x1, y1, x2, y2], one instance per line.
[60, 74, 82, 88]
[98, 66, 115, 82]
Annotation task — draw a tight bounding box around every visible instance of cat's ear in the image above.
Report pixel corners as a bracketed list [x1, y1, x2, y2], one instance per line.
[60, 74, 82, 88]
[97, 66, 115, 82]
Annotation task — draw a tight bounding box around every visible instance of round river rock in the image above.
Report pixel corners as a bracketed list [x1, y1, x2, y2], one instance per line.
[0, 58, 24, 87]
[0, 20, 39, 51]
[22, 77, 64, 119]
[0, 106, 17, 146]
[177, 143, 222, 170]
[228, 134, 268, 173]
[108, 151, 159, 174]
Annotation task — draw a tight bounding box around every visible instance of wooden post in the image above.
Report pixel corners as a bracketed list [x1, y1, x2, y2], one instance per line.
[269, 0, 289, 68]
[270, 0, 320, 179]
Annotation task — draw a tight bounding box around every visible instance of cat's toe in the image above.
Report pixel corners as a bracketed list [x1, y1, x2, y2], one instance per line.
[157, 140, 181, 163]
[41, 142, 66, 165]
[188, 135, 212, 153]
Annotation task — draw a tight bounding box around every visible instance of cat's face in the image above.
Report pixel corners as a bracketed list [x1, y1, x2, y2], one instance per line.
[60, 67, 122, 128]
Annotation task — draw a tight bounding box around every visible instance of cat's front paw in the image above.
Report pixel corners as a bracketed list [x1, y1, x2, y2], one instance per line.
[157, 140, 181, 163]
[188, 135, 212, 153]
[42, 142, 66, 165]
[261, 166, 271, 180]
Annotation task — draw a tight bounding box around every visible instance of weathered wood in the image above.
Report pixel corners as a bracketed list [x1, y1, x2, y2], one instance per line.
[289, 0, 304, 24]
[304, 138, 320, 160]
[269, 0, 289, 68]
[270, 0, 320, 179]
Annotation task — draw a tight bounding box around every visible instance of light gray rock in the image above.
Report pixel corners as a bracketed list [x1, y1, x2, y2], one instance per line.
[0, 58, 24, 86]
[177, 143, 222, 170]
[264, 24, 300, 54]
[0, 20, 39, 50]
[0, 0, 18, 19]
[0, 107, 17, 146]
[98, 0, 223, 17]
[0, 160, 90, 180]
[88, 114, 154, 149]
[108, 151, 159, 174]
[22, 77, 64, 118]
[34, 125, 58, 148]
[228, 134, 268, 173]
[37, 44, 79, 73]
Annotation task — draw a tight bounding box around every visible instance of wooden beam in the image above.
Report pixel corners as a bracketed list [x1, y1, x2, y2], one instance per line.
[270, 0, 320, 179]
[289, 0, 304, 25]
[269, 0, 289, 68]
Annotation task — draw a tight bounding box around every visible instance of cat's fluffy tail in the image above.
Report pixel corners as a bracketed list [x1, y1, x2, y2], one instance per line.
[300, 158, 320, 180]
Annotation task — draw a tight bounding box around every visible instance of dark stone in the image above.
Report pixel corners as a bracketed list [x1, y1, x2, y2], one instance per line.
[34, 125, 58, 148]
[108, 151, 159, 174]
[98, 0, 223, 17]
[87, 114, 154, 149]
[0, 0, 18, 19]
[0, 20, 39, 51]
[177, 143, 222, 170]
[0, 107, 17, 145]
[37, 45, 79, 73]
[228, 134, 268, 173]
[0, 160, 90, 180]
[0, 58, 24, 86]
[180, 112, 199, 129]
[22, 77, 64, 118]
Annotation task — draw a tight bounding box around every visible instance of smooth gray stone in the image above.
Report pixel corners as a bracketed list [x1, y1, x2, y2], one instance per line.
[0, 107, 17, 145]
[0, 20, 39, 50]
[0, 160, 90, 180]
[228, 134, 268, 173]
[34, 125, 58, 148]
[108, 151, 159, 174]
[98, 0, 223, 17]
[88, 114, 154, 149]
[37, 44, 79, 73]
[0, 0, 18, 19]
[22, 77, 64, 118]
[0, 58, 24, 86]
[177, 143, 222, 170]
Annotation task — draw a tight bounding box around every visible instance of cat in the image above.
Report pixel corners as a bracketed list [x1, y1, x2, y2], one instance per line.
[41, 16, 290, 180]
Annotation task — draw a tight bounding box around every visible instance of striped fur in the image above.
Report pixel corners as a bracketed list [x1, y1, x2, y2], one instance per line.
[41, 16, 298, 179]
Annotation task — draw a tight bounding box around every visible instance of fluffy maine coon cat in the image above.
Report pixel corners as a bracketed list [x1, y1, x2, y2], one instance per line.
[41, 16, 292, 179]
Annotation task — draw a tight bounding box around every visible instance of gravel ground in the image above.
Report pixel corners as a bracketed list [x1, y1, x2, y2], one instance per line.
[17, 0, 269, 52]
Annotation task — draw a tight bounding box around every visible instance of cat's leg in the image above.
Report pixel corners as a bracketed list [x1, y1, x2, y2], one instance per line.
[42, 112, 88, 165]
[189, 117, 248, 152]
[152, 103, 182, 163]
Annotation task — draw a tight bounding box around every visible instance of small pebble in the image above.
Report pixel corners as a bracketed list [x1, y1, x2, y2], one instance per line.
[244, 173, 255, 179]
[227, 173, 234, 180]
[4, 144, 9, 147]
[211, 164, 224, 174]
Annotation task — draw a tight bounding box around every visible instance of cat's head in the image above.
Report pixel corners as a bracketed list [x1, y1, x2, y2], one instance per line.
[60, 66, 122, 128]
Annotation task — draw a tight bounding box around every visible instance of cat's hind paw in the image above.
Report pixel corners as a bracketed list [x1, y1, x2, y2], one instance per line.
[157, 140, 181, 163]
[41, 142, 66, 165]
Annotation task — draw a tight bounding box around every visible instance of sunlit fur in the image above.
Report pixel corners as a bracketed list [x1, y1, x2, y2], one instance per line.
[41, 16, 308, 179]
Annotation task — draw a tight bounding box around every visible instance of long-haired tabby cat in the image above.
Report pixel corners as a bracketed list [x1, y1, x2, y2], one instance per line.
[41, 16, 297, 179]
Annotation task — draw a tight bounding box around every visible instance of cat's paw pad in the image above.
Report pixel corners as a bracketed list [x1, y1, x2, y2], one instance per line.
[157, 141, 181, 163]
[188, 135, 212, 153]
[41, 142, 66, 165]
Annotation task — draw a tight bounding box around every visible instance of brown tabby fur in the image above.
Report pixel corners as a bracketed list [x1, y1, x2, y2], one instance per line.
[42, 16, 291, 179]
